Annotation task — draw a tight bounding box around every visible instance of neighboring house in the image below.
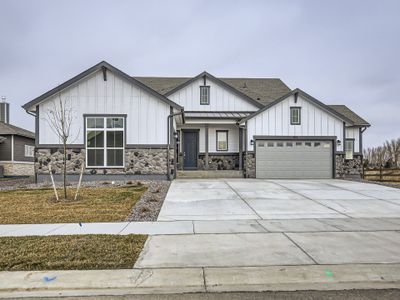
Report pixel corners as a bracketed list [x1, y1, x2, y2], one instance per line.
[22, 61, 370, 181]
[0, 99, 35, 176]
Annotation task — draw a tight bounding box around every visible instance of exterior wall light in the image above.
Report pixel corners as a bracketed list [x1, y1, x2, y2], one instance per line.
[337, 140, 341, 146]
[250, 139, 255, 146]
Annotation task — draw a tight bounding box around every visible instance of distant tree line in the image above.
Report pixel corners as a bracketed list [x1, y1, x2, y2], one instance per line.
[363, 138, 400, 169]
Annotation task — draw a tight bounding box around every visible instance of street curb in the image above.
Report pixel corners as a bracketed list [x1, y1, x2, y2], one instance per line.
[1, 264, 400, 298]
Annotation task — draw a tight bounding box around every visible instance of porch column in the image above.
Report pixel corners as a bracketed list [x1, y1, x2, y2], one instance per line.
[205, 124, 209, 170]
[239, 127, 243, 170]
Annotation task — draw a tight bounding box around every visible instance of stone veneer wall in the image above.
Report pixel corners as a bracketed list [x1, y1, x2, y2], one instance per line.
[177, 153, 239, 170]
[198, 154, 239, 170]
[244, 152, 256, 178]
[0, 162, 34, 176]
[36, 148, 174, 176]
[335, 154, 363, 178]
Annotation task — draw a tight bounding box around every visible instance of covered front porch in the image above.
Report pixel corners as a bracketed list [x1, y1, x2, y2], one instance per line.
[175, 112, 249, 175]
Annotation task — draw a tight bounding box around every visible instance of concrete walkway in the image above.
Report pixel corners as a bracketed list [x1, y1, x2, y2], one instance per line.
[2, 217, 400, 237]
[1, 264, 400, 298]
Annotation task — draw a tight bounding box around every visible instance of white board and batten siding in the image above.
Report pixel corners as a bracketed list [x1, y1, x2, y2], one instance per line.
[246, 94, 345, 151]
[178, 124, 239, 153]
[168, 77, 259, 112]
[38, 70, 171, 145]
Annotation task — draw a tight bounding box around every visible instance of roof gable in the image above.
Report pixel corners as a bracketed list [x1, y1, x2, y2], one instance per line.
[164, 72, 265, 109]
[241, 88, 355, 125]
[134, 76, 291, 107]
[23, 61, 182, 112]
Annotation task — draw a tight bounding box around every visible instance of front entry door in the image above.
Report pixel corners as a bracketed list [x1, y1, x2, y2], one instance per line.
[183, 131, 198, 170]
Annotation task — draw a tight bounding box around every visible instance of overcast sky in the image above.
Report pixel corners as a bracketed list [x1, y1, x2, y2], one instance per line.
[0, 0, 399, 148]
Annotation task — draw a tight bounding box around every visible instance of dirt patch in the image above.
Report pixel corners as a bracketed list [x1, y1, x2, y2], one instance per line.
[345, 178, 400, 189]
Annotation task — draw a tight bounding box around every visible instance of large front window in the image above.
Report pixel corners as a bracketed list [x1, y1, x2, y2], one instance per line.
[86, 116, 124, 167]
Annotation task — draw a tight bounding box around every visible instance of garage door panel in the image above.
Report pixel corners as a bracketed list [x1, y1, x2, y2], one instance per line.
[256, 139, 333, 179]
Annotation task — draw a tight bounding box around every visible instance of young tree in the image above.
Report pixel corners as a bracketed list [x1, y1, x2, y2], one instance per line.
[45, 94, 76, 200]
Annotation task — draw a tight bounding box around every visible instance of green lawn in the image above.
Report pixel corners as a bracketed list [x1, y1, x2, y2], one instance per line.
[0, 185, 146, 224]
[0, 235, 147, 271]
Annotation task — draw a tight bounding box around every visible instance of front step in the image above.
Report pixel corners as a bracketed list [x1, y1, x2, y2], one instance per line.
[176, 170, 244, 179]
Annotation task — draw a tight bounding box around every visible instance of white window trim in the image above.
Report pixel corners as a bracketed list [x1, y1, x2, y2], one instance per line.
[216, 130, 228, 151]
[85, 116, 125, 168]
[345, 139, 354, 160]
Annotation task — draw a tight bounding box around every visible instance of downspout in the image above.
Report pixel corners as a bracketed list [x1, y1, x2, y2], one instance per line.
[167, 108, 184, 181]
[26, 108, 38, 182]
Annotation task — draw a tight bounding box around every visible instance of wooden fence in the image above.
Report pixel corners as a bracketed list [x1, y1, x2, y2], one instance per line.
[363, 168, 400, 182]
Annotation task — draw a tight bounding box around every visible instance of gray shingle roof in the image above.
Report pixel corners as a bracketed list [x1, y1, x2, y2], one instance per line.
[133, 77, 291, 106]
[135, 76, 369, 126]
[328, 105, 370, 126]
[0, 122, 35, 139]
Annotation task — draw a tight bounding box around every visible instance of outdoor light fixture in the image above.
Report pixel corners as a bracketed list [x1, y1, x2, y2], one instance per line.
[173, 132, 178, 139]
[250, 139, 255, 146]
[337, 139, 341, 146]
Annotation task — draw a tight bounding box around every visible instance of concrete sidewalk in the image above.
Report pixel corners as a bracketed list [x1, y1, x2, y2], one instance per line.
[2, 218, 400, 236]
[1, 264, 400, 298]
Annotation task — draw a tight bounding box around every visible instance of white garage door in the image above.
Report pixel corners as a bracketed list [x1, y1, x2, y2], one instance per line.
[256, 140, 333, 179]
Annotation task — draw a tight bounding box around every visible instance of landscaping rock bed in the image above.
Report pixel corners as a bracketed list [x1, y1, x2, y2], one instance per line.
[126, 181, 170, 221]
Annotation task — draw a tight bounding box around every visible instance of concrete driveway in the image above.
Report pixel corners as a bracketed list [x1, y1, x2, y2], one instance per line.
[158, 179, 400, 220]
[136, 179, 400, 269]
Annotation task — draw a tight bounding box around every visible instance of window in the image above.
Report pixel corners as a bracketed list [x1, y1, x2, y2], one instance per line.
[290, 107, 301, 125]
[286, 142, 293, 147]
[258, 142, 265, 147]
[25, 145, 34, 157]
[267, 142, 274, 147]
[216, 130, 228, 151]
[296, 142, 303, 146]
[200, 86, 210, 105]
[277, 142, 284, 147]
[345, 139, 354, 160]
[86, 116, 124, 167]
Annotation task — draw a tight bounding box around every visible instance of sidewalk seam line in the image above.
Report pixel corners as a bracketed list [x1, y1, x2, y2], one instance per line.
[282, 232, 319, 265]
[118, 222, 131, 235]
[224, 180, 262, 220]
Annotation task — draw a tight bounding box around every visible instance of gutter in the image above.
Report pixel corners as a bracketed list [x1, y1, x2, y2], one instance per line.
[167, 108, 185, 181]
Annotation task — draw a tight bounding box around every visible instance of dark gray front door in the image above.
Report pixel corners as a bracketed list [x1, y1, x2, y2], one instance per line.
[183, 131, 198, 170]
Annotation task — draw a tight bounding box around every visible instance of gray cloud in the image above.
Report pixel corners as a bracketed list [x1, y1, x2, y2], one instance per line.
[0, 0, 399, 148]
